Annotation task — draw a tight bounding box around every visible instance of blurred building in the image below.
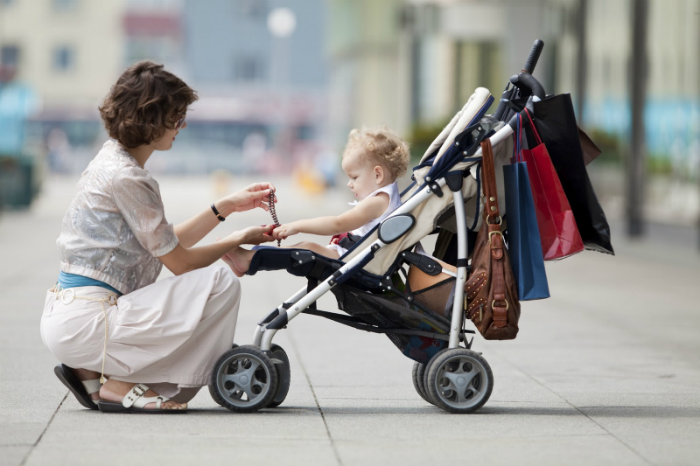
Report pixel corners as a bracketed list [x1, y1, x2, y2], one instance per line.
[0, 0, 125, 115]
[557, 0, 700, 168]
[123, 0, 186, 75]
[326, 0, 556, 152]
[175, 0, 330, 175]
[326, 0, 408, 150]
[327, 0, 700, 173]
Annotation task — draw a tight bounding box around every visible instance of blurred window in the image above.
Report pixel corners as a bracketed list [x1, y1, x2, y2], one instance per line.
[0, 0, 15, 7]
[1, 45, 19, 67]
[53, 0, 78, 12]
[234, 56, 265, 82]
[239, 0, 267, 20]
[297, 125, 314, 140]
[53, 46, 75, 72]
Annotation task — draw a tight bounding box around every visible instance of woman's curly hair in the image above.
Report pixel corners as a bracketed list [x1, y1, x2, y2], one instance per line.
[99, 61, 198, 148]
[343, 126, 410, 181]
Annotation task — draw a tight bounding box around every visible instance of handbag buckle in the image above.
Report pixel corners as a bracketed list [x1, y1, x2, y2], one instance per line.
[492, 299, 509, 311]
[488, 230, 503, 244]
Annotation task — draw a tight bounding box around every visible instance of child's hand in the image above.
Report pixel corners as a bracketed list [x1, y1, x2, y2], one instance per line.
[273, 223, 297, 240]
[235, 225, 275, 245]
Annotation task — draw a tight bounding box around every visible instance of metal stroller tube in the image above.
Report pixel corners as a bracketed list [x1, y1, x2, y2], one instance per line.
[448, 189, 468, 349]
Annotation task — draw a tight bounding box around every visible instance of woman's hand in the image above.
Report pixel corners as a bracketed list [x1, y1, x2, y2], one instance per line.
[232, 225, 276, 245]
[220, 182, 277, 214]
[272, 222, 298, 240]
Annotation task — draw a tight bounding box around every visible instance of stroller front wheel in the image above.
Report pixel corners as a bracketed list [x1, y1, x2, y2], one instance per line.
[425, 348, 493, 414]
[210, 345, 279, 412]
[209, 343, 239, 407]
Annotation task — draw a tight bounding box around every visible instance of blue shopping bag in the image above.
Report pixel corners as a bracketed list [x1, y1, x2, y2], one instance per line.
[502, 114, 550, 300]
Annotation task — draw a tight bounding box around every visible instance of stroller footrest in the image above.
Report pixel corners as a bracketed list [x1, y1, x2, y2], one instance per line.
[247, 246, 342, 279]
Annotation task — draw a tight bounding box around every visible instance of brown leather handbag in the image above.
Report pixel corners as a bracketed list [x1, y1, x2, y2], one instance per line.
[464, 138, 521, 340]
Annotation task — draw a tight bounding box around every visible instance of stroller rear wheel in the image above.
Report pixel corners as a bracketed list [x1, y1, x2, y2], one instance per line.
[425, 348, 493, 414]
[411, 362, 433, 405]
[210, 345, 279, 412]
[267, 344, 291, 408]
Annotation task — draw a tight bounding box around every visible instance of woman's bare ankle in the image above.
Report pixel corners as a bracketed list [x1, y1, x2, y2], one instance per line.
[73, 367, 100, 381]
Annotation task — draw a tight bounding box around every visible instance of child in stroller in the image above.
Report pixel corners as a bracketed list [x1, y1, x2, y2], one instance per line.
[223, 126, 413, 274]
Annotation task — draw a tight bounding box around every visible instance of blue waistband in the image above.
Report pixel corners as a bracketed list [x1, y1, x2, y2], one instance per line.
[57, 271, 122, 295]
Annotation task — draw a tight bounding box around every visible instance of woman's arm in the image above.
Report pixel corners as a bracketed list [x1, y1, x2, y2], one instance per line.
[160, 225, 273, 275]
[274, 194, 389, 239]
[174, 183, 275, 248]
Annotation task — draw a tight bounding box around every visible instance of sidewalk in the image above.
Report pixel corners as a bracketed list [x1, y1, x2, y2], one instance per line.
[1, 174, 699, 466]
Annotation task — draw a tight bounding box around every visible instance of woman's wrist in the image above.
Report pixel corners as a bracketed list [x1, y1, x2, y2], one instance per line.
[214, 199, 235, 218]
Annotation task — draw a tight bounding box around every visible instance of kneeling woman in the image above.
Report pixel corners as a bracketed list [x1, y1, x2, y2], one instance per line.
[41, 61, 275, 413]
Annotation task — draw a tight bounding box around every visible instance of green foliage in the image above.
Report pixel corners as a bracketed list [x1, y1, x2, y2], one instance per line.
[587, 128, 623, 165]
[586, 128, 678, 176]
[407, 119, 450, 164]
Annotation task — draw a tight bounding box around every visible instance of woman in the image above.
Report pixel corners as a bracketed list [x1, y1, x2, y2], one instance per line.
[41, 61, 275, 413]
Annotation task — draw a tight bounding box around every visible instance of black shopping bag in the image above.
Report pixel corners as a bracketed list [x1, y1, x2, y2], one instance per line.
[530, 94, 614, 255]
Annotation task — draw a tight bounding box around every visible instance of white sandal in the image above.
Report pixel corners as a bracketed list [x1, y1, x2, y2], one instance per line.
[98, 383, 187, 414]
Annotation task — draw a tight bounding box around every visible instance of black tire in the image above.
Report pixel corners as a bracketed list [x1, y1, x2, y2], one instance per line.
[209, 343, 238, 407]
[425, 348, 493, 414]
[210, 345, 278, 413]
[266, 344, 291, 408]
[411, 361, 432, 404]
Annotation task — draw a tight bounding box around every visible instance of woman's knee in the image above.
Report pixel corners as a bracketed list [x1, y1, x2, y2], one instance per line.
[213, 265, 241, 301]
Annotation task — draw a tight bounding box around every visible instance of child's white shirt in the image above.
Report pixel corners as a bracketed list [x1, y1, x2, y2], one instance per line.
[330, 182, 401, 256]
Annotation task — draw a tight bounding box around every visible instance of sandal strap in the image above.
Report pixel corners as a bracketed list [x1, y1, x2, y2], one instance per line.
[122, 383, 169, 409]
[81, 378, 102, 395]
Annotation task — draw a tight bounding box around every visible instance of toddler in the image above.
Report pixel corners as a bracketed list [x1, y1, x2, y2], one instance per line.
[224, 126, 410, 276]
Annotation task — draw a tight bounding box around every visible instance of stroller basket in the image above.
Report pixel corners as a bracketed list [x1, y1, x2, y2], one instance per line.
[331, 278, 455, 364]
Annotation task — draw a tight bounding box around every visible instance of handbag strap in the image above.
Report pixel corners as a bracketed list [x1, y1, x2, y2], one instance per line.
[480, 138, 508, 328]
[523, 108, 543, 146]
[480, 138, 500, 227]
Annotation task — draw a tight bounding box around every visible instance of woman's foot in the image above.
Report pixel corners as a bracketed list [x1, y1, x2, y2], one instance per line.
[221, 251, 245, 277]
[73, 368, 101, 401]
[222, 247, 254, 277]
[100, 379, 187, 410]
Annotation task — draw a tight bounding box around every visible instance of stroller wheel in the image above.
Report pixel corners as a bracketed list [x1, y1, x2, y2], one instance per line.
[209, 343, 239, 407]
[266, 344, 291, 408]
[210, 345, 279, 412]
[425, 348, 493, 414]
[411, 362, 433, 405]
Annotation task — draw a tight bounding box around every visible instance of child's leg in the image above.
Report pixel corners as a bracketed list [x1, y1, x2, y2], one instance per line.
[222, 242, 340, 277]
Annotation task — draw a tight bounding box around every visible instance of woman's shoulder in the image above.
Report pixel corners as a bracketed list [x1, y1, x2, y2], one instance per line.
[87, 141, 150, 178]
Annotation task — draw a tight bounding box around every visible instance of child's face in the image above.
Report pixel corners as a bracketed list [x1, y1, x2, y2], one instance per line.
[342, 151, 382, 200]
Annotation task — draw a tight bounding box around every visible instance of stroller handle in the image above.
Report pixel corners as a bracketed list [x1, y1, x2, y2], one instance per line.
[524, 39, 545, 74]
[516, 72, 546, 100]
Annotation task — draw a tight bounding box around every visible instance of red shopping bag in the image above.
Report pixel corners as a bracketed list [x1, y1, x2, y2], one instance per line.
[520, 109, 584, 260]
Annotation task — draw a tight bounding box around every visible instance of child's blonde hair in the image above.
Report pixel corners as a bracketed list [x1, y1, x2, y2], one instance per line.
[343, 126, 410, 181]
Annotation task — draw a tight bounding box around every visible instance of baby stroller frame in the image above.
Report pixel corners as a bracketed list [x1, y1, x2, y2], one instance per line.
[210, 41, 547, 414]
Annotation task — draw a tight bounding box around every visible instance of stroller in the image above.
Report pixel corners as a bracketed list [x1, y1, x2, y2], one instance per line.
[209, 42, 548, 414]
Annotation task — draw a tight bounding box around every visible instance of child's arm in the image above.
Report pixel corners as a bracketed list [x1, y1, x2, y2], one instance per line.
[274, 194, 390, 239]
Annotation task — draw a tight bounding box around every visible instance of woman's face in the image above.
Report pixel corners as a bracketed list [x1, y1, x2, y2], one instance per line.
[152, 115, 187, 151]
